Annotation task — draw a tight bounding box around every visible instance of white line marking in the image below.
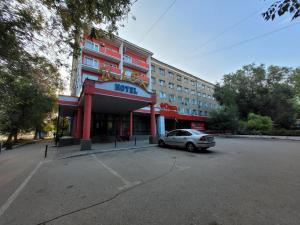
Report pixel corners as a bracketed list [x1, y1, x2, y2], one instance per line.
[0, 160, 49, 217]
[91, 154, 140, 190]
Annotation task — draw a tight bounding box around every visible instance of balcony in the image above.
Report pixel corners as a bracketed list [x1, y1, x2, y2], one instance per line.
[133, 73, 149, 83]
[81, 62, 121, 77]
[83, 44, 121, 63]
[100, 65, 121, 76]
[123, 55, 149, 72]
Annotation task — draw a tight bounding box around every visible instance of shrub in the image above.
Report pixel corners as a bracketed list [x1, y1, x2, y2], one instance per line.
[247, 113, 273, 131]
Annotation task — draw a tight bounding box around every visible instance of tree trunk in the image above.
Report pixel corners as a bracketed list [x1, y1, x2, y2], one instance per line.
[13, 132, 18, 143]
[70, 29, 81, 96]
[34, 129, 39, 140]
[5, 133, 13, 150]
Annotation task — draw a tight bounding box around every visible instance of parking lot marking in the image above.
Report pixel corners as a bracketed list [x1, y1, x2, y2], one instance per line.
[91, 154, 140, 190]
[0, 160, 51, 218]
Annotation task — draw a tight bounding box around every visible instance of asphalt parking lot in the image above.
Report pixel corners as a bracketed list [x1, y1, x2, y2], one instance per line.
[0, 137, 300, 225]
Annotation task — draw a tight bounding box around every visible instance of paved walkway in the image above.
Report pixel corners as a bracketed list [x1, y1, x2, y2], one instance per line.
[218, 134, 300, 141]
[55, 139, 155, 159]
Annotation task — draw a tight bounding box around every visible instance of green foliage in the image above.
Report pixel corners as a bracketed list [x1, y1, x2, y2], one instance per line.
[207, 106, 239, 132]
[247, 113, 273, 131]
[263, 0, 300, 21]
[214, 64, 300, 129]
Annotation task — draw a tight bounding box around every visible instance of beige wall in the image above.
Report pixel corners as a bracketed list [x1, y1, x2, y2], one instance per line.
[151, 58, 218, 116]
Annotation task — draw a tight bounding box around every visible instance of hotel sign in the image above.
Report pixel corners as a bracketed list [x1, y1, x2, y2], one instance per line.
[115, 83, 138, 95]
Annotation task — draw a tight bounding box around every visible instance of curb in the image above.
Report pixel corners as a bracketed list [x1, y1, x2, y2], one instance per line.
[59, 144, 157, 160]
[217, 135, 300, 141]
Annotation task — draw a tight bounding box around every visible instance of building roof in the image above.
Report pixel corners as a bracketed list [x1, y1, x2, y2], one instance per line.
[151, 57, 215, 86]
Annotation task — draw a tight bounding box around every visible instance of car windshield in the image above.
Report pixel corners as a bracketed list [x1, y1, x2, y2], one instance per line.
[189, 130, 203, 135]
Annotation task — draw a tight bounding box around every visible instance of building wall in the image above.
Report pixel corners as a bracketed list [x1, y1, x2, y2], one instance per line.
[151, 58, 218, 116]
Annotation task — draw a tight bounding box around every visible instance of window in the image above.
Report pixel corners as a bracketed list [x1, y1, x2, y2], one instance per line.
[203, 93, 206, 98]
[159, 68, 165, 76]
[197, 82, 201, 88]
[167, 130, 177, 137]
[199, 110, 203, 116]
[198, 100, 202, 106]
[177, 85, 182, 92]
[151, 64, 155, 72]
[178, 107, 185, 114]
[197, 92, 202, 97]
[186, 108, 191, 115]
[202, 84, 206, 89]
[191, 80, 195, 86]
[168, 71, 174, 79]
[177, 96, 183, 103]
[184, 77, 188, 83]
[159, 80, 165, 87]
[184, 87, 189, 93]
[159, 91, 166, 98]
[177, 130, 192, 136]
[84, 41, 99, 52]
[151, 77, 156, 86]
[124, 70, 132, 77]
[192, 109, 197, 115]
[82, 73, 98, 81]
[169, 94, 176, 102]
[177, 75, 182, 81]
[152, 89, 156, 94]
[191, 90, 195, 95]
[83, 56, 99, 68]
[192, 99, 196, 105]
[185, 97, 189, 104]
[168, 82, 174, 89]
[123, 55, 132, 63]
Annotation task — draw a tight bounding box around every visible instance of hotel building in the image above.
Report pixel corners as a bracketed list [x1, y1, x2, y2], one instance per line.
[58, 33, 218, 150]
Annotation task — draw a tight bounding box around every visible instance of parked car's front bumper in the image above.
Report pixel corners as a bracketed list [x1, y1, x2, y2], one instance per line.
[196, 141, 216, 148]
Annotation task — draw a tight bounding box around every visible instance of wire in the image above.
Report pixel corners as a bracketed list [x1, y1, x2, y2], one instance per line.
[138, 0, 178, 44]
[189, 21, 300, 61]
[170, 6, 267, 63]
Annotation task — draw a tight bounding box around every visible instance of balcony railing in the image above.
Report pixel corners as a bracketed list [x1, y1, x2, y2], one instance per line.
[123, 55, 149, 71]
[84, 44, 121, 61]
[100, 65, 121, 75]
[99, 47, 121, 60]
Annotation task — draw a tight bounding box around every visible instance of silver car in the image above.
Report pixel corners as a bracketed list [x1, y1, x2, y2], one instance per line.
[158, 129, 215, 152]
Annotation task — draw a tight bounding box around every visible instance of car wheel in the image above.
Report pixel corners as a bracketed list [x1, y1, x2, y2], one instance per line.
[158, 140, 165, 148]
[186, 142, 196, 152]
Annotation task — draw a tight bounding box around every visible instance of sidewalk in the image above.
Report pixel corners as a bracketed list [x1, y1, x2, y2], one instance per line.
[54, 139, 156, 159]
[218, 134, 300, 141]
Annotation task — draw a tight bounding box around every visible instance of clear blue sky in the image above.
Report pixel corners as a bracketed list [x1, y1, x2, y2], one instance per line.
[118, 0, 300, 84]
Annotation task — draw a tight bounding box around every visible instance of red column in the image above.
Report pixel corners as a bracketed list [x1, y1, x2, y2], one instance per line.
[75, 107, 82, 138]
[129, 112, 133, 138]
[82, 94, 92, 140]
[150, 104, 156, 137]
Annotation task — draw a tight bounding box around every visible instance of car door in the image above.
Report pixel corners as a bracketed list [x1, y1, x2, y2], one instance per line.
[164, 130, 178, 146]
[175, 130, 192, 147]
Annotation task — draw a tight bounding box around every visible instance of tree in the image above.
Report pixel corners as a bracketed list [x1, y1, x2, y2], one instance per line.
[206, 106, 239, 133]
[0, 51, 62, 147]
[263, 0, 300, 21]
[42, 0, 135, 94]
[214, 64, 299, 129]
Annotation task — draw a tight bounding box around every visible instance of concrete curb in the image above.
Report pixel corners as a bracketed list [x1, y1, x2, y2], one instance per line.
[59, 144, 157, 160]
[217, 134, 300, 141]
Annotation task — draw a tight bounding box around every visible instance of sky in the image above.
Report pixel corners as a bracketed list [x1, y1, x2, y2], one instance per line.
[117, 0, 300, 84]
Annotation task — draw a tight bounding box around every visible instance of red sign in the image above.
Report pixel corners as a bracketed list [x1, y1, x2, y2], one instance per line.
[191, 122, 205, 131]
[160, 103, 177, 111]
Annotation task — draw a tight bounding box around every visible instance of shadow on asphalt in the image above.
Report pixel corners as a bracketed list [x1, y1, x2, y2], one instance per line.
[161, 146, 220, 156]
